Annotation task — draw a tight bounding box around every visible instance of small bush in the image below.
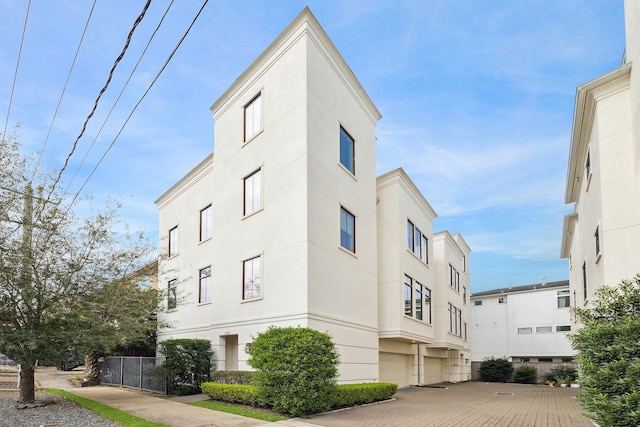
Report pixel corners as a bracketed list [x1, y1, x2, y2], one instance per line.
[210, 371, 255, 385]
[479, 357, 513, 382]
[544, 365, 577, 384]
[248, 326, 339, 417]
[160, 338, 213, 395]
[513, 366, 538, 384]
[332, 383, 397, 407]
[200, 382, 265, 407]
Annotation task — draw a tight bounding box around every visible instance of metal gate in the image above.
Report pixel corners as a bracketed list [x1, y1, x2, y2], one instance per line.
[101, 356, 166, 394]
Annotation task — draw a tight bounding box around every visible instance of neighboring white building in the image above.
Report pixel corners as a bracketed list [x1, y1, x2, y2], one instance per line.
[561, 0, 640, 311]
[470, 280, 576, 377]
[155, 8, 470, 387]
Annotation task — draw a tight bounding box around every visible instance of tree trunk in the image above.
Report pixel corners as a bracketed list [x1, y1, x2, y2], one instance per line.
[84, 355, 102, 384]
[19, 366, 35, 403]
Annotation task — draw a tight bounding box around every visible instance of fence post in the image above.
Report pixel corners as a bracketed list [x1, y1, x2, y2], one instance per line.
[120, 357, 123, 386]
[139, 357, 143, 390]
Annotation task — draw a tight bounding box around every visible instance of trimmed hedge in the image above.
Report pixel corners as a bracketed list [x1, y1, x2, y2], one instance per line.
[513, 366, 538, 384]
[200, 382, 265, 407]
[210, 370, 255, 385]
[200, 381, 398, 411]
[479, 357, 513, 382]
[332, 383, 398, 407]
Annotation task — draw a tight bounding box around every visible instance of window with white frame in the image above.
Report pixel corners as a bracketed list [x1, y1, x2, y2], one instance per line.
[167, 279, 177, 310]
[556, 325, 571, 332]
[243, 256, 261, 300]
[463, 286, 467, 304]
[199, 266, 211, 303]
[449, 264, 459, 292]
[448, 303, 462, 336]
[415, 282, 423, 321]
[424, 286, 432, 324]
[404, 275, 413, 316]
[168, 226, 178, 257]
[404, 274, 431, 323]
[407, 219, 428, 264]
[339, 126, 355, 174]
[517, 327, 533, 334]
[585, 149, 591, 179]
[244, 168, 262, 216]
[594, 225, 601, 259]
[474, 300, 482, 306]
[244, 92, 262, 141]
[536, 326, 553, 333]
[200, 205, 212, 241]
[340, 206, 355, 252]
[582, 262, 588, 301]
[498, 296, 507, 304]
[557, 289, 570, 308]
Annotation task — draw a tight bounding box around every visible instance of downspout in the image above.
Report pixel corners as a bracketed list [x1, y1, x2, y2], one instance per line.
[417, 344, 421, 385]
[447, 347, 451, 383]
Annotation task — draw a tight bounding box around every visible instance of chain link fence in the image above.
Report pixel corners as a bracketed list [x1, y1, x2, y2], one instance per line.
[101, 356, 166, 394]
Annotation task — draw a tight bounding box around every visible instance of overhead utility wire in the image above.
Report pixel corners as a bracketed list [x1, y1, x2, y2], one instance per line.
[31, 0, 98, 183]
[66, 0, 209, 212]
[2, 0, 31, 140]
[45, 0, 152, 205]
[63, 0, 175, 197]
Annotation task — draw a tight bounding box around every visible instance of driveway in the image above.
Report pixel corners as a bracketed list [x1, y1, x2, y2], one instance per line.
[306, 382, 592, 427]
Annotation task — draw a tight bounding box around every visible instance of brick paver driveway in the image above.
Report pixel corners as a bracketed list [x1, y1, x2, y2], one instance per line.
[307, 382, 592, 427]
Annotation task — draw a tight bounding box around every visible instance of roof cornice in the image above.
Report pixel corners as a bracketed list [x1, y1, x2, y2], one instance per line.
[377, 167, 438, 220]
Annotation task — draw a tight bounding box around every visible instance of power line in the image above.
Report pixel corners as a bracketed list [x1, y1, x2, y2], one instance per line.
[31, 0, 97, 183]
[66, 0, 209, 210]
[63, 0, 175, 197]
[2, 0, 31, 141]
[45, 0, 152, 204]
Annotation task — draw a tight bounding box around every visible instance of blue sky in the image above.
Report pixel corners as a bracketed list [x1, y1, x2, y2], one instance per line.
[0, 1, 626, 292]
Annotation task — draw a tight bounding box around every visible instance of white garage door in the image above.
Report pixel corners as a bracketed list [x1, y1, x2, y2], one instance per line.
[423, 357, 443, 385]
[379, 352, 410, 387]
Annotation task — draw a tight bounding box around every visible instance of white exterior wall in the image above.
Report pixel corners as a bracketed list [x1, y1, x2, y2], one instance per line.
[562, 5, 640, 309]
[471, 285, 575, 362]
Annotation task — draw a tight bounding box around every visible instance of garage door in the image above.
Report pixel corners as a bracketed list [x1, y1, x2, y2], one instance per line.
[423, 357, 443, 385]
[379, 352, 410, 387]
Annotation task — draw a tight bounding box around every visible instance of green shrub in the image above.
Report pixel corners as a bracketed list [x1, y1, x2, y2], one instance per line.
[544, 365, 577, 384]
[210, 371, 255, 385]
[159, 338, 213, 395]
[479, 357, 513, 382]
[247, 326, 339, 417]
[200, 382, 264, 407]
[513, 366, 537, 384]
[332, 383, 397, 407]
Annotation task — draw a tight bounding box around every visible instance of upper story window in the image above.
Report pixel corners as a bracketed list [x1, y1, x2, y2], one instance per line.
[498, 296, 507, 304]
[449, 264, 460, 292]
[200, 205, 212, 241]
[462, 286, 467, 304]
[585, 150, 591, 179]
[243, 256, 262, 300]
[244, 93, 262, 142]
[474, 300, 482, 306]
[557, 289, 570, 308]
[582, 262, 588, 302]
[167, 279, 177, 310]
[244, 168, 263, 216]
[199, 266, 211, 303]
[168, 226, 178, 257]
[594, 226, 601, 261]
[340, 206, 356, 253]
[404, 274, 431, 323]
[407, 220, 428, 264]
[339, 126, 355, 175]
[448, 303, 462, 336]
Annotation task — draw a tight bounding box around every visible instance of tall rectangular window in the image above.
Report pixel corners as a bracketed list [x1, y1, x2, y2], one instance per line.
[167, 279, 177, 310]
[582, 262, 588, 301]
[585, 150, 591, 178]
[404, 275, 413, 316]
[244, 169, 262, 215]
[415, 282, 423, 320]
[244, 93, 262, 141]
[421, 235, 428, 263]
[199, 266, 211, 303]
[339, 126, 355, 174]
[424, 286, 431, 323]
[407, 220, 415, 252]
[449, 264, 459, 292]
[557, 289, 570, 308]
[243, 256, 261, 300]
[200, 205, 212, 241]
[594, 226, 601, 257]
[407, 219, 428, 264]
[340, 207, 355, 252]
[463, 286, 467, 304]
[168, 226, 178, 257]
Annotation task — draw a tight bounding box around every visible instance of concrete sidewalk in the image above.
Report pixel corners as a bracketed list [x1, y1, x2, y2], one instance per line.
[35, 368, 319, 427]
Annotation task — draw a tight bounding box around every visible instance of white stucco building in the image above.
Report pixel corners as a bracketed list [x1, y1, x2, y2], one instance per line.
[155, 8, 470, 387]
[470, 280, 576, 379]
[561, 0, 640, 311]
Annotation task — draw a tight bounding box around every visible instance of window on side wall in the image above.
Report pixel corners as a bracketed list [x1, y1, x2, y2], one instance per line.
[339, 126, 355, 174]
[244, 168, 263, 216]
[557, 290, 570, 308]
[200, 205, 212, 241]
[244, 92, 262, 142]
[340, 206, 355, 253]
[594, 226, 601, 261]
[424, 287, 432, 323]
[167, 279, 177, 310]
[415, 282, 423, 320]
[199, 266, 211, 303]
[243, 256, 261, 300]
[517, 327, 532, 334]
[404, 275, 413, 316]
[168, 226, 178, 257]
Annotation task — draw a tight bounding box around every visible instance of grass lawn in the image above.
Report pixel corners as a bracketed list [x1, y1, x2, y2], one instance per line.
[45, 389, 170, 427]
[190, 400, 288, 422]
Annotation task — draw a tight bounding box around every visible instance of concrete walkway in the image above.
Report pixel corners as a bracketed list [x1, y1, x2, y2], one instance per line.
[35, 368, 318, 427]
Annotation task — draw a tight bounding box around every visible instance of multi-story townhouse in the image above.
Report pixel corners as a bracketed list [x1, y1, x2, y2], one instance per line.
[560, 0, 640, 311]
[470, 280, 576, 379]
[156, 7, 470, 387]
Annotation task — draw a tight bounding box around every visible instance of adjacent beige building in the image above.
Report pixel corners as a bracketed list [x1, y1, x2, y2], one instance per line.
[561, 0, 640, 311]
[156, 7, 470, 387]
